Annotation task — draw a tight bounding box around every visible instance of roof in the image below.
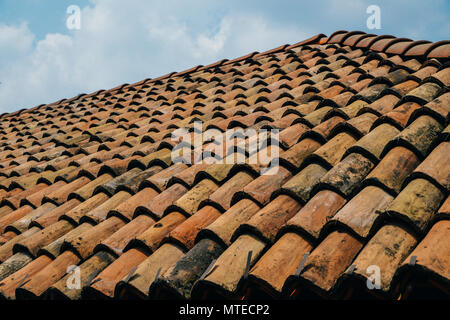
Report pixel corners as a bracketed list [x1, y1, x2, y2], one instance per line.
[0, 30, 449, 300]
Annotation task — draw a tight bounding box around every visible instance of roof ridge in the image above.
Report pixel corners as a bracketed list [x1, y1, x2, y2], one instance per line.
[1, 30, 448, 119]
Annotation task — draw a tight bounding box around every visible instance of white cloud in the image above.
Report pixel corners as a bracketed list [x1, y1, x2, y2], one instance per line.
[0, 22, 34, 69]
[0, 0, 309, 113]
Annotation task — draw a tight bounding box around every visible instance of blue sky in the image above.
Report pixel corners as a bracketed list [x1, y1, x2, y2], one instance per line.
[0, 0, 449, 113]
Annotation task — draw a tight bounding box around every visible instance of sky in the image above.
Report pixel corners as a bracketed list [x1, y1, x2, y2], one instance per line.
[0, 0, 449, 114]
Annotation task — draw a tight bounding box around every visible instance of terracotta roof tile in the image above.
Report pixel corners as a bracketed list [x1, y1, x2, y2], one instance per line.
[204, 171, 253, 211]
[49, 251, 114, 300]
[0, 227, 41, 263]
[126, 212, 186, 253]
[364, 146, 420, 195]
[135, 183, 187, 219]
[166, 206, 221, 251]
[42, 177, 91, 206]
[430, 67, 450, 87]
[427, 43, 450, 59]
[315, 153, 374, 198]
[384, 178, 445, 234]
[385, 40, 416, 55]
[409, 141, 450, 190]
[277, 138, 322, 171]
[108, 187, 159, 221]
[84, 248, 148, 299]
[281, 190, 346, 240]
[13, 220, 74, 258]
[395, 220, 449, 299]
[97, 214, 156, 257]
[64, 217, 126, 260]
[383, 115, 443, 159]
[80, 191, 132, 224]
[329, 186, 394, 238]
[151, 238, 224, 299]
[0, 255, 52, 299]
[115, 243, 184, 299]
[192, 234, 265, 299]
[235, 195, 301, 244]
[68, 174, 114, 202]
[412, 92, 450, 125]
[0, 252, 32, 282]
[39, 222, 93, 259]
[8, 202, 57, 234]
[141, 163, 188, 191]
[166, 179, 218, 216]
[247, 232, 313, 298]
[344, 223, 417, 298]
[16, 250, 80, 299]
[286, 230, 364, 298]
[0, 30, 448, 300]
[61, 193, 109, 225]
[307, 132, 357, 168]
[346, 123, 399, 163]
[237, 166, 291, 206]
[279, 163, 328, 203]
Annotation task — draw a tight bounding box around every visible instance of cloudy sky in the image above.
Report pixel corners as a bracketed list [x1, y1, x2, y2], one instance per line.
[0, 0, 449, 113]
